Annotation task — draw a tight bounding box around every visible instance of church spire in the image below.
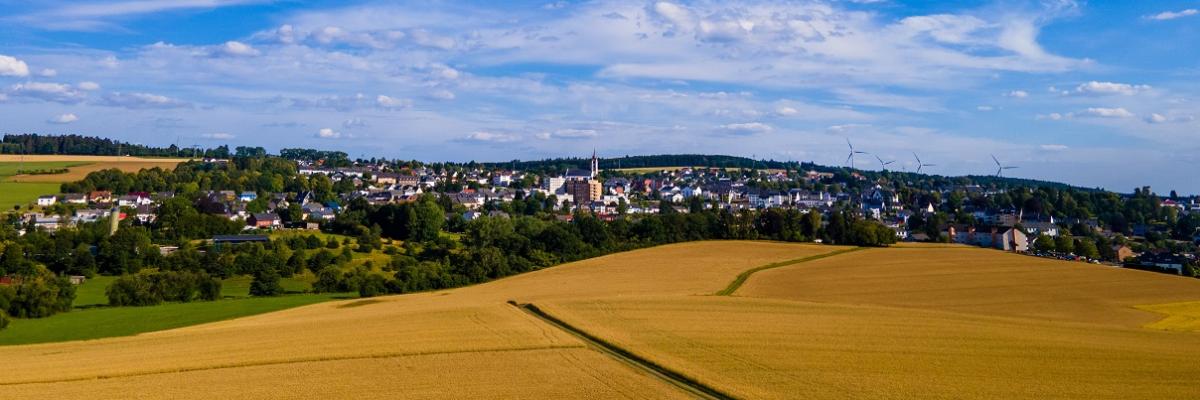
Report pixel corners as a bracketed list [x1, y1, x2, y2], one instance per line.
[590, 149, 598, 179]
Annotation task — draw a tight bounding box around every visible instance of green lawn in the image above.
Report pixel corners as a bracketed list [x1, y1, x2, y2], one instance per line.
[73, 275, 117, 307]
[0, 294, 346, 346]
[0, 161, 89, 177]
[0, 162, 92, 210]
[221, 274, 315, 297]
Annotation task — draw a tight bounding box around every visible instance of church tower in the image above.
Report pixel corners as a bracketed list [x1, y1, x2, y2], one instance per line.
[590, 149, 599, 179]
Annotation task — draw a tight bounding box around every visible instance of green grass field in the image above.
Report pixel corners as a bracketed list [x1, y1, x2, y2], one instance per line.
[221, 274, 316, 297]
[0, 161, 89, 176]
[73, 275, 117, 307]
[0, 161, 90, 210]
[0, 294, 346, 346]
[0, 181, 61, 210]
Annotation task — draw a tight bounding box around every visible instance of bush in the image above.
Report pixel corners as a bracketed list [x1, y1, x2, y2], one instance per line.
[249, 269, 283, 297]
[358, 274, 388, 298]
[107, 271, 222, 306]
[6, 269, 76, 318]
[0, 310, 9, 331]
[312, 266, 345, 293]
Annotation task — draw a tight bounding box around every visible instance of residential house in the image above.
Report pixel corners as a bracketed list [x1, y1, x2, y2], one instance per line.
[37, 195, 57, 206]
[248, 213, 281, 229]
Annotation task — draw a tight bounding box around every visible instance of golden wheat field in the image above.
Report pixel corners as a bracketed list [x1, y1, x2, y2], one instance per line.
[738, 247, 1200, 328]
[0, 155, 190, 183]
[2, 241, 1200, 399]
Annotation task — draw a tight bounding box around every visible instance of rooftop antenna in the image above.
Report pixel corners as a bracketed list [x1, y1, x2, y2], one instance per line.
[913, 152, 935, 174]
[991, 154, 1018, 177]
[845, 138, 867, 169]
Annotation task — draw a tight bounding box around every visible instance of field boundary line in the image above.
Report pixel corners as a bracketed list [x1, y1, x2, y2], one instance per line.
[716, 247, 865, 296]
[511, 301, 737, 400]
[0, 345, 580, 386]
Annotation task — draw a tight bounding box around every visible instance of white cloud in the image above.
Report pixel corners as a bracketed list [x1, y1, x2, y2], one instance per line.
[342, 118, 367, 128]
[1071, 81, 1150, 96]
[202, 132, 235, 139]
[47, 113, 78, 124]
[1037, 112, 1066, 120]
[1039, 144, 1068, 151]
[826, 124, 870, 133]
[376, 94, 412, 109]
[776, 106, 799, 116]
[217, 41, 260, 57]
[101, 92, 189, 108]
[427, 89, 456, 100]
[718, 122, 773, 135]
[543, 129, 597, 139]
[8, 82, 86, 103]
[462, 131, 517, 142]
[0, 55, 30, 77]
[1146, 9, 1198, 21]
[1145, 113, 1168, 124]
[315, 128, 342, 139]
[976, 105, 994, 111]
[37, 68, 58, 77]
[1084, 107, 1134, 118]
[77, 81, 101, 91]
[1006, 90, 1029, 98]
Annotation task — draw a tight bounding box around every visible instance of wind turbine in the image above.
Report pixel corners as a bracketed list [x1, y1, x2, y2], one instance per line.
[845, 138, 867, 169]
[991, 154, 1018, 177]
[874, 155, 894, 171]
[913, 152, 935, 174]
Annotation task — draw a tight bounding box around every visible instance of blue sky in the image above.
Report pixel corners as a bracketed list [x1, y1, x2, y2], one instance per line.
[1, 1, 1198, 193]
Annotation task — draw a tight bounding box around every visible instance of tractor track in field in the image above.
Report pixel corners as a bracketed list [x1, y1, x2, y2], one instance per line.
[716, 247, 865, 296]
[511, 301, 737, 400]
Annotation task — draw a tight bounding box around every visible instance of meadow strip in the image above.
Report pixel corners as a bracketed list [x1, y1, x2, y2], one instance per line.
[716, 247, 863, 296]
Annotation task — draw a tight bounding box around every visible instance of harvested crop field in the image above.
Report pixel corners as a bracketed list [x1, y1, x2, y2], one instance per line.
[0, 155, 189, 183]
[3, 241, 1200, 399]
[539, 296, 1200, 400]
[737, 247, 1200, 327]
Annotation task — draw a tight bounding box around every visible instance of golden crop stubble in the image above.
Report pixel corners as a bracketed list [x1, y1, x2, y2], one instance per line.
[739, 247, 1200, 327]
[540, 296, 1200, 400]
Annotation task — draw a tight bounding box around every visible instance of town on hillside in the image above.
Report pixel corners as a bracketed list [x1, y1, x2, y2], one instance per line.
[14, 146, 1200, 280]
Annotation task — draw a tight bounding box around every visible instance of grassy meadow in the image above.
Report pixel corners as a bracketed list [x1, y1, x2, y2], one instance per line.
[0, 155, 188, 209]
[1, 241, 1198, 399]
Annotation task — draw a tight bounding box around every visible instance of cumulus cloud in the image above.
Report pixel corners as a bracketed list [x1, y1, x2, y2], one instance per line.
[376, 94, 412, 109]
[776, 106, 799, 116]
[1006, 90, 1029, 98]
[540, 129, 598, 140]
[1084, 107, 1134, 118]
[342, 118, 367, 128]
[315, 128, 342, 139]
[0, 55, 30, 77]
[1146, 9, 1198, 21]
[77, 81, 101, 91]
[47, 113, 78, 124]
[427, 89, 456, 100]
[461, 131, 517, 143]
[1036, 112, 1066, 120]
[718, 122, 773, 135]
[8, 82, 86, 103]
[101, 92, 189, 109]
[202, 132, 236, 139]
[1070, 81, 1150, 96]
[37, 68, 58, 77]
[217, 41, 260, 57]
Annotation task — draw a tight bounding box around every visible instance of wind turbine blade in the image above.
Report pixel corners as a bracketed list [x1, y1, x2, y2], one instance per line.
[846, 138, 853, 150]
[991, 154, 1000, 166]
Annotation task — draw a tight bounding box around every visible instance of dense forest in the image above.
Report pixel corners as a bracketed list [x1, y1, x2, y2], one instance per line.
[0, 134, 228, 158]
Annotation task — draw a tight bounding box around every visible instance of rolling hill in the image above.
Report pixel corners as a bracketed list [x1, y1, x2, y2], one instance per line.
[2, 241, 1198, 399]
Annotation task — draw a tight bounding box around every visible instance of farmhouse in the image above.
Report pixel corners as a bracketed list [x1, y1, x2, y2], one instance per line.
[248, 213, 281, 229]
[36, 195, 57, 206]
